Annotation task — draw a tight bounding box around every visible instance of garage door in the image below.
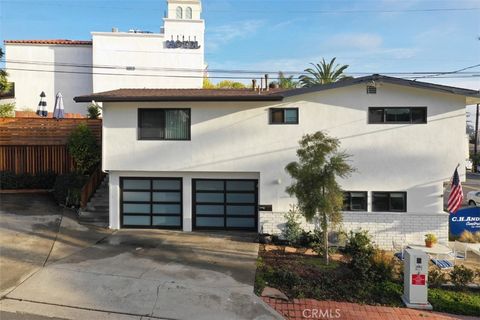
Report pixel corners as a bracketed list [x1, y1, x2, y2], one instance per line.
[120, 178, 182, 229]
[193, 179, 258, 231]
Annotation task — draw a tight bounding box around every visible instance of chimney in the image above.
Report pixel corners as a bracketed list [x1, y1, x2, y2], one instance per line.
[265, 74, 269, 91]
[252, 79, 257, 90]
[260, 78, 264, 91]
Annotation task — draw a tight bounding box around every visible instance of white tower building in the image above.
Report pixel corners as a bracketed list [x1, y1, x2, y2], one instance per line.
[4, 0, 206, 114]
[91, 0, 205, 93]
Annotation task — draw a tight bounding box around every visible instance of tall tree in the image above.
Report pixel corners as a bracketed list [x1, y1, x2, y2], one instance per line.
[285, 131, 354, 264]
[299, 58, 351, 88]
[278, 71, 298, 89]
[0, 49, 12, 94]
[215, 80, 246, 89]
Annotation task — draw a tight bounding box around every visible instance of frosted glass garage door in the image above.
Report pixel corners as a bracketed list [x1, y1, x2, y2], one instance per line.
[193, 179, 257, 230]
[121, 178, 182, 229]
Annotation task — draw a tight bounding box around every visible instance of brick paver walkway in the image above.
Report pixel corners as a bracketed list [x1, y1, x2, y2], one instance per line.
[262, 297, 465, 320]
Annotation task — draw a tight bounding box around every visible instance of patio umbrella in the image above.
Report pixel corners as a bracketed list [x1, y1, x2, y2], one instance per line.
[36, 91, 48, 117]
[53, 92, 65, 119]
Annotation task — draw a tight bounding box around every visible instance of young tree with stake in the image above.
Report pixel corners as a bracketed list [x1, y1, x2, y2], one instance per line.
[285, 131, 354, 264]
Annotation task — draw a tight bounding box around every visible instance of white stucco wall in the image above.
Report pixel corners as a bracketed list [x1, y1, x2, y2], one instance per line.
[102, 83, 467, 248]
[92, 0, 204, 92]
[91, 28, 204, 92]
[5, 44, 93, 114]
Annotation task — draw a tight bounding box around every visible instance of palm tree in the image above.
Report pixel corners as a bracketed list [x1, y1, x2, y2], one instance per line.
[278, 71, 298, 89]
[299, 58, 351, 88]
[0, 49, 12, 94]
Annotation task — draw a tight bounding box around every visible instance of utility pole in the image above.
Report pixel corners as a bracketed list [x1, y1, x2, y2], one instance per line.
[475, 103, 479, 172]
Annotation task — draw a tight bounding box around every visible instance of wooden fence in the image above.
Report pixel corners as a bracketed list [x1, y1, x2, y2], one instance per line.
[0, 118, 101, 146]
[0, 145, 74, 175]
[0, 118, 102, 174]
[80, 165, 105, 208]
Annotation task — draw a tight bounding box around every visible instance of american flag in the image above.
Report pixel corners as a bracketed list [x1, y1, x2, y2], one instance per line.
[447, 168, 463, 214]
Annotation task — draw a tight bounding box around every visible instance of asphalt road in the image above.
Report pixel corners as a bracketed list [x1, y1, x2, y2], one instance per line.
[443, 172, 480, 208]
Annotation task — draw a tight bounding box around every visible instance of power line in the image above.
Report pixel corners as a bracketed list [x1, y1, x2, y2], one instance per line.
[3, 59, 480, 77]
[4, 67, 480, 81]
[1, 1, 479, 14]
[413, 64, 480, 79]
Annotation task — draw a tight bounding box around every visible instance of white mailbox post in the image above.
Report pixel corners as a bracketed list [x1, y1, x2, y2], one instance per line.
[402, 248, 433, 310]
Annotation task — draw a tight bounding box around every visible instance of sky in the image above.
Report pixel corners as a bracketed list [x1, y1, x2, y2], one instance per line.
[0, 0, 479, 111]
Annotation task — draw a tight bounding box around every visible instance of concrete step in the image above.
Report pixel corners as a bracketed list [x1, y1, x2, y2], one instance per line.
[87, 199, 109, 206]
[78, 210, 109, 223]
[86, 205, 109, 212]
[80, 221, 109, 228]
[78, 174, 110, 225]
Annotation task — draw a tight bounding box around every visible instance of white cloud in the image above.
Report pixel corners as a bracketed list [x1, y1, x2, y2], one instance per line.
[207, 20, 264, 51]
[328, 33, 383, 51]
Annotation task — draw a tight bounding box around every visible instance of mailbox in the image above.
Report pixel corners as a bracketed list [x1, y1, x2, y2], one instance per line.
[401, 248, 432, 310]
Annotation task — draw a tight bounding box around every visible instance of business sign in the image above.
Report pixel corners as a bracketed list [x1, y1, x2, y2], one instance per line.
[411, 274, 426, 286]
[449, 207, 480, 236]
[165, 37, 201, 49]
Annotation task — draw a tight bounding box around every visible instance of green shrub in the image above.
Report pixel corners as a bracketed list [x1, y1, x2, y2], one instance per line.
[0, 171, 56, 189]
[450, 265, 475, 289]
[67, 123, 100, 175]
[53, 173, 87, 206]
[87, 104, 101, 119]
[343, 231, 377, 281]
[429, 288, 480, 316]
[459, 230, 480, 243]
[283, 206, 303, 246]
[0, 103, 15, 117]
[264, 268, 303, 290]
[429, 268, 447, 288]
[370, 250, 395, 282]
[370, 281, 403, 306]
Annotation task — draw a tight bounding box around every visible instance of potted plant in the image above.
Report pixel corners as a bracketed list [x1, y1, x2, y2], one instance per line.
[425, 234, 437, 248]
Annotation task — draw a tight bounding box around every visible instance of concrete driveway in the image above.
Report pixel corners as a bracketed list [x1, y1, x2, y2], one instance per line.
[0, 194, 280, 320]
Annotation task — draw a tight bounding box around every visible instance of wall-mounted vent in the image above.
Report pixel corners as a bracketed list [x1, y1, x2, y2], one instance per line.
[366, 85, 377, 94]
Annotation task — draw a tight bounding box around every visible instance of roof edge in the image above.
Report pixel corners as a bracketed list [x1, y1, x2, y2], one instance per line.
[74, 95, 283, 103]
[280, 75, 480, 99]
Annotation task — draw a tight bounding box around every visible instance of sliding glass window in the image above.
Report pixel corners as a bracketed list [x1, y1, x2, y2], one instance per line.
[368, 107, 427, 124]
[138, 109, 190, 140]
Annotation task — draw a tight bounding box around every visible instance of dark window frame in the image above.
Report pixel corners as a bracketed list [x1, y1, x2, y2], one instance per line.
[120, 177, 183, 229]
[138, 108, 191, 141]
[343, 191, 368, 211]
[192, 179, 258, 231]
[366, 85, 377, 94]
[368, 107, 427, 124]
[372, 191, 407, 212]
[269, 108, 299, 125]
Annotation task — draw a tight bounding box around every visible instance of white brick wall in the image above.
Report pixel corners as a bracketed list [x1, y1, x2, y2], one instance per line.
[259, 211, 449, 249]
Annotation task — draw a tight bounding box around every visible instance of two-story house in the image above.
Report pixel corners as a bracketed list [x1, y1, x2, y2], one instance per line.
[75, 75, 480, 248]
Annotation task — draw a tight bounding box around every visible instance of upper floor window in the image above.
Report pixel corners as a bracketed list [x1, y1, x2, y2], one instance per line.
[368, 107, 427, 124]
[138, 109, 190, 141]
[269, 108, 299, 125]
[176, 6, 183, 19]
[186, 7, 193, 19]
[366, 85, 377, 94]
[343, 192, 367, 211]
[372, 192, 407, 212]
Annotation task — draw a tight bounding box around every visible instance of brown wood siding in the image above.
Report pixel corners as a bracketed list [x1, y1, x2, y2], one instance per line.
[0, 118, 102, 174]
